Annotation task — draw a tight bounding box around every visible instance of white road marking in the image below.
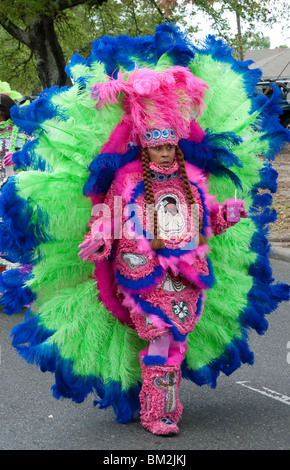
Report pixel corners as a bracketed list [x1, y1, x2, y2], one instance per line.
[236, 381, 290, 406]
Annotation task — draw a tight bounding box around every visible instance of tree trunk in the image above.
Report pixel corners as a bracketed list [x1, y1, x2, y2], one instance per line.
[0, 0, 110, 90]
[29, 16, 72, 89]
[236, 11, 244, 61]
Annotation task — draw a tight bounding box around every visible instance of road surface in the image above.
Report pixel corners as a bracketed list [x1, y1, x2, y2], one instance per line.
[0, 258, 289, 451]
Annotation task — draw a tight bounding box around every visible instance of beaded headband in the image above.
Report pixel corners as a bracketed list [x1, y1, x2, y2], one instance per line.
[140, 127, 178, 148]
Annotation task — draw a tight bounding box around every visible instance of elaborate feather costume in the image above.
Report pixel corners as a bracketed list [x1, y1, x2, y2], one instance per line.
[1, 25, 289, 429]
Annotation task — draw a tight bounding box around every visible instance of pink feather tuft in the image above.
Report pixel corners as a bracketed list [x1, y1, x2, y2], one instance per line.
[91, 66, 209, 146]
[94, 259, 133, 326]
[101, 121, 131, 155]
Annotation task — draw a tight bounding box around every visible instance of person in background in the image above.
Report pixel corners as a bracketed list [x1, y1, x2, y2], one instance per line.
[0, 89, 27, 273]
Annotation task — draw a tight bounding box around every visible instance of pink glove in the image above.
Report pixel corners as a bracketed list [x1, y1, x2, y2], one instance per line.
[3, 152, 14, 167]
[78, 237, 104, 262]
[239, 202, 249, 218]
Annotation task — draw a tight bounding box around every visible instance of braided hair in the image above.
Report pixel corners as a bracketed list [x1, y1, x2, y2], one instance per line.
[141, 146, 207, 251]
[175, 147, 207, 246]
[141, 148, 165, 250]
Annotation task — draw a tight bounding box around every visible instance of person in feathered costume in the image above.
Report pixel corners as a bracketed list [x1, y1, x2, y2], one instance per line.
[0, 83, 27, 273]
[0, 24, 289, 434]
[78, 66, 249, 434]
[0, 83, 26, 180]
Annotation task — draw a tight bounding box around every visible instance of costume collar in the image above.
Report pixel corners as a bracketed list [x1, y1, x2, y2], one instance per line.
[149, 159, 179, 181]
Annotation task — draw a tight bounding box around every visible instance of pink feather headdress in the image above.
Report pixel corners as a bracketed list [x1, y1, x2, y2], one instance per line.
[91, 66, 209, 148]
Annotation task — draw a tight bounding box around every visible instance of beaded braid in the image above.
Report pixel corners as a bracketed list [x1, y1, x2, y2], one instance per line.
[175, 147, 207, 245]
[141, 148, 165, 250]
[141, 146, 207, 251]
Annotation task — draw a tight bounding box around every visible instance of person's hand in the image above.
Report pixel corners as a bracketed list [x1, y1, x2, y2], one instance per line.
[78, 237, 104, 261]
[3, 152, 14, 167]
[239, 201, 249, 218]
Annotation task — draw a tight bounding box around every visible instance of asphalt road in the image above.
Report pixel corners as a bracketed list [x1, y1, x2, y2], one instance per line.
[0, 258, 289, 452]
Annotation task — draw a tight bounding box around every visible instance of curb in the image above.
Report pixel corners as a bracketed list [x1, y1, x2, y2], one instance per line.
[269, 246, 290, 263]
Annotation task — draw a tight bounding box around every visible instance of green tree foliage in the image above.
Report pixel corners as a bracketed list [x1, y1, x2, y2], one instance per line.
[182, 0, 289, 57]
[0, 0, 107, 94]
[0, 0, 180, 94]
[0, 0, 288, 95]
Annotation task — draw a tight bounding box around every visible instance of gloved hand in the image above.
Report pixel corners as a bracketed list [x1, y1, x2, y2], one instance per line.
[78, 236, 104, 261]
[239, 201, 249, 218]
[3, 152, 14, 167]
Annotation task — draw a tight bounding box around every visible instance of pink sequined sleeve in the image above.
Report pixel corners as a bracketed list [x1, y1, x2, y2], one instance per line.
[87, 182, 121, 260]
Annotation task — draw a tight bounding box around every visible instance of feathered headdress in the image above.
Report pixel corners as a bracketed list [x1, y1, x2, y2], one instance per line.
[0, 81, 22, 102]
[91, 66, 209, 147]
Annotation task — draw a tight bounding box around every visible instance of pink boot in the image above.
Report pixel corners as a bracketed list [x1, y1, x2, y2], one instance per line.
[139, 361, 183, 435]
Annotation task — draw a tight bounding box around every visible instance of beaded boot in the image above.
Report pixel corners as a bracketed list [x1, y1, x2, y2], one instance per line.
[139, 361, 183, 435]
